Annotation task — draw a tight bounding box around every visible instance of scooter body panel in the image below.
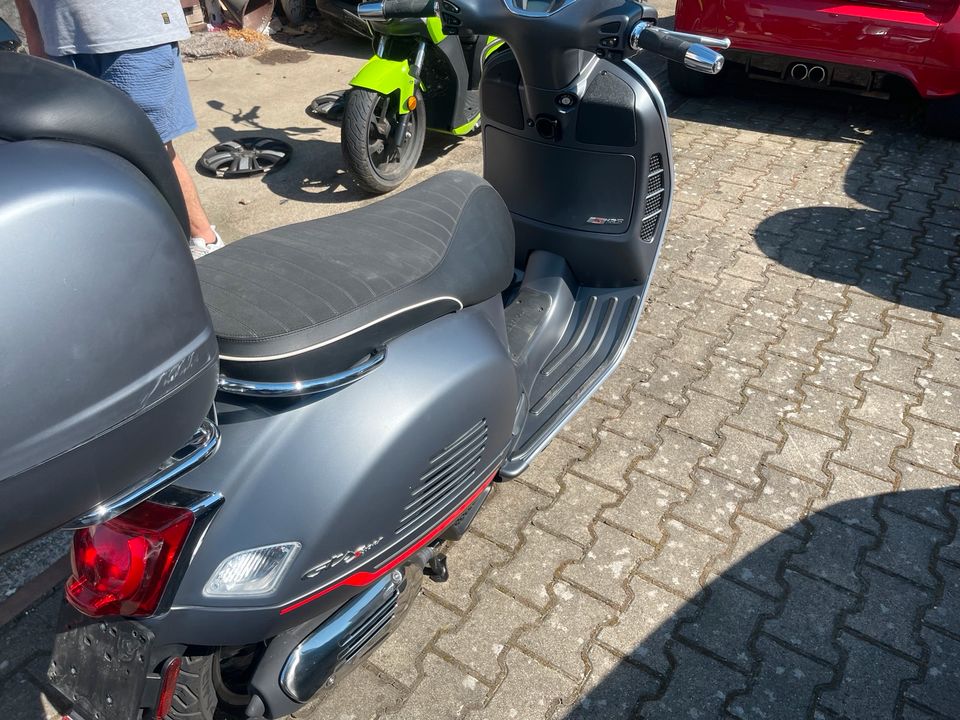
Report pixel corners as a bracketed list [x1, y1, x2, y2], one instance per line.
[481, 52, 672, 287]
[145, 298, 518, 647]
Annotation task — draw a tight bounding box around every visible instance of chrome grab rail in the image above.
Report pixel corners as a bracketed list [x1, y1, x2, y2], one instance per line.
[65, 418, 221, 528]
[217, 348, 387, 398]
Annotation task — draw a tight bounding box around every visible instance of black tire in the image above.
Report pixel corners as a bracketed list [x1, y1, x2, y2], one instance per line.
[167, 648, 259, 720]
[279, 0, 307, 24]
[342, 88, 427, 194]
[924, 95, 960, 140]
[667, 60, 722, 97]
[167, 655, 218, 720]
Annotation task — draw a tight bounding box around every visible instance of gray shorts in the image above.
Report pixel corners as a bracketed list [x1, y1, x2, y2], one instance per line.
[54, 42, 197, 143]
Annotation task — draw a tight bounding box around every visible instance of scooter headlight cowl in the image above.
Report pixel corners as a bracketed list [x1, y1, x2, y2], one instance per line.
[203, 542, 301, 598]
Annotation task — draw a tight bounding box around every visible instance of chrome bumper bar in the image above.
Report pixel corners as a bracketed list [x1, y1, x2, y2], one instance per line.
[65, 418, 221, 528]
[217, 348, 386, 398]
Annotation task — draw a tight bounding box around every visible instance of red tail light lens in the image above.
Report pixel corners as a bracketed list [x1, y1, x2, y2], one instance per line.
[66, 501, 194, 618]
[155, 656, 183, 719]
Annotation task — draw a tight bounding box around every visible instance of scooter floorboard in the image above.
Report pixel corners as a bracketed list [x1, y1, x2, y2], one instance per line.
[502, 285, 643, 477]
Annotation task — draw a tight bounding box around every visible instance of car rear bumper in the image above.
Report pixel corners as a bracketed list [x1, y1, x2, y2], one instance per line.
[721, 38, 960, 99]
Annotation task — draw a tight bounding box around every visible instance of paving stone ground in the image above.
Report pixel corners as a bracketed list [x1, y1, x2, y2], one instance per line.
[3, 30, 960, 720]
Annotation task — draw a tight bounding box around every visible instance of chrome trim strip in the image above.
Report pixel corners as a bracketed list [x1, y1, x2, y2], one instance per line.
[218, 348, 386, 398]
[66, 419, 221, 528]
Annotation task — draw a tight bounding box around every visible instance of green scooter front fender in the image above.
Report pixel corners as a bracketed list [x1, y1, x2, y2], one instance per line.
[349, 56, 416, 115]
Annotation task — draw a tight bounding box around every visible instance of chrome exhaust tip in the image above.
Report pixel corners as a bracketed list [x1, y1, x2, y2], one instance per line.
[808, 65, 827, 84]
[790, 63, 809, 81]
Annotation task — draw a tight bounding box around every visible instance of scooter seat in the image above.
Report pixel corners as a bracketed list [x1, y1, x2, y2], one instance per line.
[197, 171, 515, 384]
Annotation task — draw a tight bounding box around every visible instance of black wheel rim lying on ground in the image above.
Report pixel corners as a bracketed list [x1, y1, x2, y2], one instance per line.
[198, 138, 293, 178]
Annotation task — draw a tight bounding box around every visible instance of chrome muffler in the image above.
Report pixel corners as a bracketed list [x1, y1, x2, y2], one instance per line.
[808, 65, 827, 84]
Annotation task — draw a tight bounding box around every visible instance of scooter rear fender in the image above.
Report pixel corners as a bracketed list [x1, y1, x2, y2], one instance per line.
[140, 297, 518, 647]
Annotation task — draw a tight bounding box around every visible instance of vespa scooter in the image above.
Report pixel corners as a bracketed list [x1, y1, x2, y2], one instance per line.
[0, 1, 727, 717]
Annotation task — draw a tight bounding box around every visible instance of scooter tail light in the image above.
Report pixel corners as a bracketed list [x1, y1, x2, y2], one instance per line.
[154, 656, 183, 720]
[65, 501, 195, 618]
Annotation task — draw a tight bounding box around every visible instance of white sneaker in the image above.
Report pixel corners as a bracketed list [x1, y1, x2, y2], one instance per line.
[190, 226, 225, 260]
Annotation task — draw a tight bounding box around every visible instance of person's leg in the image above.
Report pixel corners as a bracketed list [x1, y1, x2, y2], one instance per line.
[167, 141, 216, 244]
[98, 44, 222, 252]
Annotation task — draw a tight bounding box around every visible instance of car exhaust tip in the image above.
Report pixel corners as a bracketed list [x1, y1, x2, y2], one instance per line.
[790, 63, 809, 81]
[808, 65, 827, 84]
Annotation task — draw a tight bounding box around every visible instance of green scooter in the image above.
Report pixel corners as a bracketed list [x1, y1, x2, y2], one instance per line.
[338, 10, 503, 193]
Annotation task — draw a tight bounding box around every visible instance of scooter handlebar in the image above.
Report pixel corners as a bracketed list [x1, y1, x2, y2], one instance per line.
[629, 23, 726, 75]
[357, 0, 437, 20]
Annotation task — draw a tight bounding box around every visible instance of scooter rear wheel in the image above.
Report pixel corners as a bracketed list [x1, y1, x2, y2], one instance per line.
[342, 88, 427, 195]
[167, 648, 257, 720]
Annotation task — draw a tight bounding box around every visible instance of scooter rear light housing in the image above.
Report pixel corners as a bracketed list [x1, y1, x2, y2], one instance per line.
[65, 501, 195, 618]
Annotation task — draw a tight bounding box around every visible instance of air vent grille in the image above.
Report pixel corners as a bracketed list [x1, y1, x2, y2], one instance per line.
[397, 419, 488, 536]
[641, 154, 665, 242]
[338, 585, 399, 664]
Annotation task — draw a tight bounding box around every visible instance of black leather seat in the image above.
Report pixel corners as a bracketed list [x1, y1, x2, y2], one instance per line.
[0, 53, 190, 235]
[198, 171, 515, 383]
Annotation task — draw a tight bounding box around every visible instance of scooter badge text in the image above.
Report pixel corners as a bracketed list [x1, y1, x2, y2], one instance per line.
[303, 537, 384, 579]
[586, 216, 624, 225]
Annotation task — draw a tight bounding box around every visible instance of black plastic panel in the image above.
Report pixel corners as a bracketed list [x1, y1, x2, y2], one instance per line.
[576, 70, 636, 147]
[484, 126, 636, 235]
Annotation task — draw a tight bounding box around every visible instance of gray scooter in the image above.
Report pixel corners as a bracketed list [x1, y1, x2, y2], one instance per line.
[0, 2, 726, 718]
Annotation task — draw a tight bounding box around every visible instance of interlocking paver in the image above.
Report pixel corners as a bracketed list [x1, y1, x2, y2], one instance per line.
[822, 320, 883, 364]
[832, 418, 904, 482]
[900, 417, 960, 480]
[719, 515, 803, 599]
[810, 465, 890, 535]
[701, 426, 779, 489]
[427, 532, 509, 612]
[487, 527, 582, 610]
[635, 642, 748, 719]
[817, 631, 920, 720]
[749, 354, 810, 401]
[670, 470, 753, 540]
[661, 327, 720, 370]
[636, 519, 728, 597]
[533, 476, 618, 547]
[635, 360, 705, 408]
[844, 565, 933, 659]
[562, 522, 653, 607]
[386, 654, 484, 720]
[557, 645, 659, 720]
[787, 385, 856, 440]
[808, 351, 875, 399]
[726, 388, 797, 441]
[741, 469, 822, 536]
[515, 581, 613, 680]
[763, 568, 854, 664]
[369, 595, 459, 685]
[519, 438, 585, 497]
[665, 389, 738, 446]
[465, 649, 575, 720]
[903, 627, 960, 719]
[597, 576, 698, 676]
[633, 427, 713, 491]
[470, 481, 548, 550]
[727, 635, 834, 720]
[691, 357, 761, 404]
[677, 574, 775, 671]
[557, 399, 621, 450]
[866, 509, 947, 588]
[604, 396, 676, 450]
[913, 378, 960, 431]
[298, 665, 403, 719]
[885, 462, 956, 530]
[916, 561, 960, 639]
[602, 472, 686, 544]
[848, 380, 916, 436]
[434, 587, 539, 685]
[791, 513, 875, 593]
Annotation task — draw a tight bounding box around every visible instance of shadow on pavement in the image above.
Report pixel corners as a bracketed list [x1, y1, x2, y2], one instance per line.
[568, 487, 960, 719]
[669, 83, 959, 317]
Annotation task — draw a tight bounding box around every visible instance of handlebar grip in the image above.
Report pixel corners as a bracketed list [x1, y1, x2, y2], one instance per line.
[358, 0, 436, 19]
[630, 25, 692, 65]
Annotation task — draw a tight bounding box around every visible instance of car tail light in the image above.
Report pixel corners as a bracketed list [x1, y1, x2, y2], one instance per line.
[155, 656, 183, 719]
[66, 501, 195, 618]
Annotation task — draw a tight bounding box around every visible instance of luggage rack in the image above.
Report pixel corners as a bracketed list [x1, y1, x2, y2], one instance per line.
[65, 418, 221, 528]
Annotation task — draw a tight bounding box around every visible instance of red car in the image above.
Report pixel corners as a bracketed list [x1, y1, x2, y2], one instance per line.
[670, 0, 960, 135]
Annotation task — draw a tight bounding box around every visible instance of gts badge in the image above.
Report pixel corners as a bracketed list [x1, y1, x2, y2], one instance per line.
[303, 537, 384, 579]
[586, 216, 624, 226]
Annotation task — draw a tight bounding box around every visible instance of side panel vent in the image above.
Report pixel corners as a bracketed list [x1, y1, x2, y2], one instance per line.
[640, 154, 665, 242]
[337, 585, 399, 665]
[397, 419, 488, 536]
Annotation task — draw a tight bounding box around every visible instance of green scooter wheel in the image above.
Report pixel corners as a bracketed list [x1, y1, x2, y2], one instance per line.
[342, 88, 427, 195]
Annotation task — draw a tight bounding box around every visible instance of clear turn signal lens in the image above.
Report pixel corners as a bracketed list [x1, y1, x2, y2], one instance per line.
[203, 542, 300, 597]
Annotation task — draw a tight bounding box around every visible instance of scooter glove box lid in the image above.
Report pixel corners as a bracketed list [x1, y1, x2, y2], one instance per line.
[0, 54, 221, 554]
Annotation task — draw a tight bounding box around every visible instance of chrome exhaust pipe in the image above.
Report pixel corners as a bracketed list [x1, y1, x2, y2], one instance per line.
[790, 63, 809, 81]
[808, 65, 827, 84]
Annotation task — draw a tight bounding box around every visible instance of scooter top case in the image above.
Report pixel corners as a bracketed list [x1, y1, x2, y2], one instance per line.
[0, 55, 220, 554]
